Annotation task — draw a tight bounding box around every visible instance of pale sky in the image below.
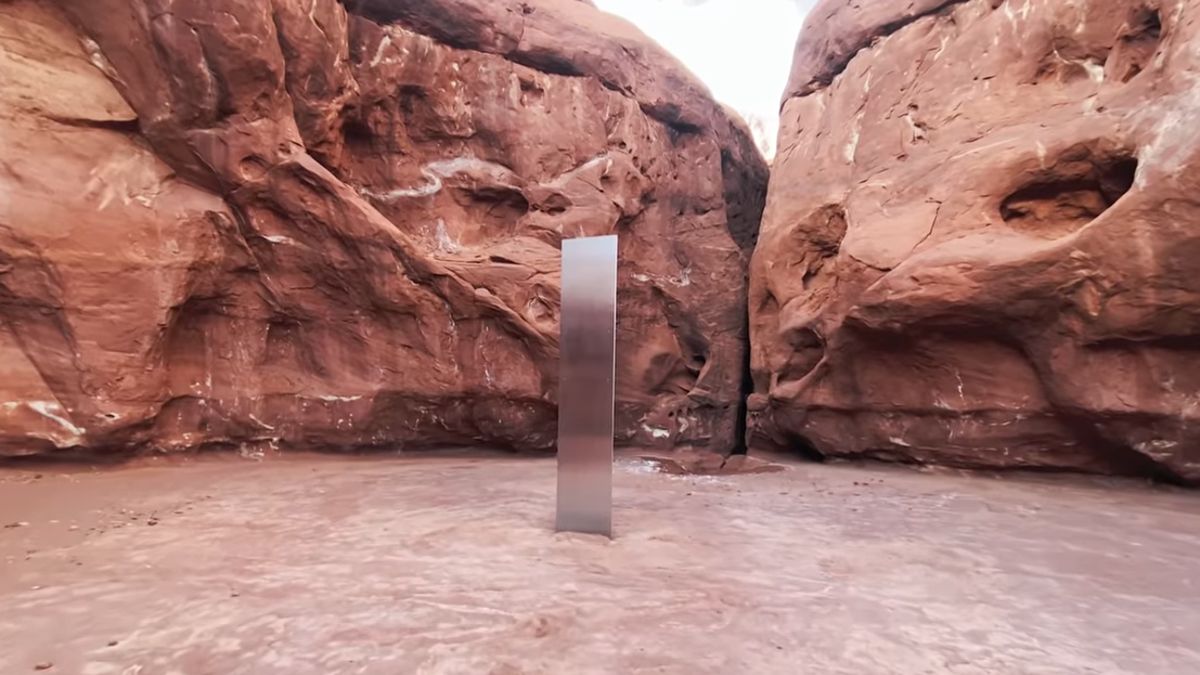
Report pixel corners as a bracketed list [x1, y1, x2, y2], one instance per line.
[594, 0, 815, 159]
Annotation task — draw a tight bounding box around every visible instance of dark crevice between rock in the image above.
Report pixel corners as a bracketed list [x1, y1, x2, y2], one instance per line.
[0, 449, 135, 468]
[599, 77, 632, 95]
[786, 431, 826, 463]
[43, 116, 141, 134]
[731, 303, 752, 456]
[1087, 334, 1200, 351]
[640, 103, 704, 138]
[449, 185, 532, 226]
[720, 148, 761, 251]
[510, 50, 586, 78]
[341, 114, 376, 153]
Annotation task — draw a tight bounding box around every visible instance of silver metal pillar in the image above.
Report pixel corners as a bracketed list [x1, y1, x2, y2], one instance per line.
[556, 234, 618, 537]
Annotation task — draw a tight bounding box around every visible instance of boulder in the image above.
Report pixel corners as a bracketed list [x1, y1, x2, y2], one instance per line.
[0, 0, 767, 457]
[751, 0, 1200, 482]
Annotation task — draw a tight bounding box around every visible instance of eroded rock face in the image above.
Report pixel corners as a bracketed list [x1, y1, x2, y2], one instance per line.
[751, 0, 1200, 481]
[0, 0, 766, 457]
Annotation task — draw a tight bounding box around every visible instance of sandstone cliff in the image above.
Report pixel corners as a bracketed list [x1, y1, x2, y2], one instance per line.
[752, 0, 1200, 482]
[0, 0, 767, 457]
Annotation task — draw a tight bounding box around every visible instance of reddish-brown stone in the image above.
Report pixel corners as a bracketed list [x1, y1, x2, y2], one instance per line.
[751, 0, 1200, 482]
[0, 0, 767, 457]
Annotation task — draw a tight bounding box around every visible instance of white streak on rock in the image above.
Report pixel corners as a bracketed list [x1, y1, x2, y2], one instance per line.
[844, 114, 863, 163]
[370, 35, 392, 68]
[27, 401, 85, 442]
[642, 424, 671, 439]
[435, 219, 460, 253]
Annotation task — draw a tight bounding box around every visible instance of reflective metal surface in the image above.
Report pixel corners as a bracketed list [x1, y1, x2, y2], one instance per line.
[556, 234, 618, 537]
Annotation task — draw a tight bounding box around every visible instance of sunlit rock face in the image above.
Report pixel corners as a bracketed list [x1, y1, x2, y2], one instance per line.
[0, 0, 766, 457]
[751, 0, 1200, 482]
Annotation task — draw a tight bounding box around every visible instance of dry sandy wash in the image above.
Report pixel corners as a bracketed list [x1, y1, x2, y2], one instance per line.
[2, 455, 1199, 674]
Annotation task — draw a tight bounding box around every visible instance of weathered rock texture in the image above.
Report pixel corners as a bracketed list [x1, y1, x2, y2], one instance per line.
[751, 0, 1200, 482]
[0, 0, 766, 457]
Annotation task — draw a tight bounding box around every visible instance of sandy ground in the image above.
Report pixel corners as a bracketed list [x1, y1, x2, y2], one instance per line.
[1, 453, 1199, 675]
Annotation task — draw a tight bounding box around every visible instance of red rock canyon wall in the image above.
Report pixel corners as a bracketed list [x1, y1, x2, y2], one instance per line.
[0, 0, 767, 457]
[751, 0, 1200, 482]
